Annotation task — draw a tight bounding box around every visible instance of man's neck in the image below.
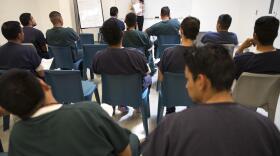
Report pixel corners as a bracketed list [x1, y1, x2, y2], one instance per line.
[181, 38, 193, 47]
[217, 29, 228, 33]
[203, 90, 234, 104]
[8, 40, 22, 44]
[109, 43, 122, 48]
[161, 16, 170, 21]
[256, 45, 276, 52]
[53, 23, 63, 28]
[127, 26, 136, 31]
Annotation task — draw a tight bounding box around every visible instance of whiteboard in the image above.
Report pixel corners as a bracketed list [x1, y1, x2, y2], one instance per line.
[77, 0, 104, 28]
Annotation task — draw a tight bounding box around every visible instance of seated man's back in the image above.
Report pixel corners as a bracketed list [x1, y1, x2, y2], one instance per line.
[123, 30, 152, 51]
[234, 50, 280, 78]
[20, 13, 49, 58]
[201, 14, 238, 45]
[146, 18, 180, 36]
[0, 42, 41, 73]
[9, 102, 130, 156]
[93, 47, 148, 75]
[46, 11, 80, 61]
[234, 16, 280, 79]
[145, 7, 180, 37]
[201, 31, 238, 45]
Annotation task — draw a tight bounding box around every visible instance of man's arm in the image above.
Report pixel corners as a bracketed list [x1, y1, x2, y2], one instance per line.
[235, 38, 255, 55]
[118, 145, 132, 156]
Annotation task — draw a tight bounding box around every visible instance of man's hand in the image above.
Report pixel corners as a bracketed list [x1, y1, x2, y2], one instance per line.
[236, 38, 255, 54]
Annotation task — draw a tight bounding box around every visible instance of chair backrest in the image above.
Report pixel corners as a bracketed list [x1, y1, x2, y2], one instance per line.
[233, 72, 280, 120]
[161, 72, 194, 107]
[83, 44, 108, 69]
[157, 35, 180, 45]
[194, 31, 207, 47]
[101, 74, 143, 107]
[157, 44, 179, 58]
[77, 33, 94, 49]
[48, 46, 74, 69]
[44, 70, 84, 103]
[222, 44, 235, 57]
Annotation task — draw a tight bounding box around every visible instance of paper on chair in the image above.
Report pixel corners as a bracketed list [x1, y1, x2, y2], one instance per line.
[41, 58, 54, 70]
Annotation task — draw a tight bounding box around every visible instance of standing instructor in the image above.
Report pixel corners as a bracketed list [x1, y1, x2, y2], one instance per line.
[131, 0, 144, 31]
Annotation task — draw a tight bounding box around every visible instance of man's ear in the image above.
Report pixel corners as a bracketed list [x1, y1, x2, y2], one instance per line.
[196, 74, 209, 91]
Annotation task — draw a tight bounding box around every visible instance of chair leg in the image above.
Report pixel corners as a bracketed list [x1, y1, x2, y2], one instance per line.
[140, 103, 149, 136]
[94, 89, 101, 104]
[3, 115, 10, 131]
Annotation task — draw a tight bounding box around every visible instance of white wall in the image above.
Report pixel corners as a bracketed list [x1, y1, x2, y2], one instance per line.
[0, 0, 75, 45]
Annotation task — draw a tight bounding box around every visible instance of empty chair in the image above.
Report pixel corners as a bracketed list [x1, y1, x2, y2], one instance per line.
[0, 70, 10, 131]
[156, 35, 180, 58]
[101, 74, 150, 136]
[233, 72, 280, 120]
[82, 44, 107, 79]
[157, 72, 194, 123]
[48, 46, 81, 70]
[44, 70, 100, 104]
[77, 33, 95, 49]
[222, 44, 235, 57]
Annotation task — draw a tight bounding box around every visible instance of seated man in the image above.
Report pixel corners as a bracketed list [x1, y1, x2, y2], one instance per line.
[110, 6, 125, 31]
[142, 44, 280, 156]
[0, 21, 43, 77]
[0, 69, 137, 156]
[234, 16, 280, 79]
[158, 16, 200, 114]
[123, 12, 155, 75]
[46, 11, 80, 62]
[20, 13, 49, 59]
[201, 14, 238, 45]
[145, 6, 180, 57]
[93, 18, 152, 112]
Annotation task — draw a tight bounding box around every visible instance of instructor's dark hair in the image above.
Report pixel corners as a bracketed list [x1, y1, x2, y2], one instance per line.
[184, 44, 235, 91]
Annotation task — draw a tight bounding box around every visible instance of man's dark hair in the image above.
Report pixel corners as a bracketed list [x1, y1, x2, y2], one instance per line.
[49, 11, 61, 23]
[110, 7, 118, 17]
[184, 44, 235, 91]
[19, 13, 32, 26]
[181, 16, 200, 40]
[254, 16, 279, 46]
[0, 69, 45, 120]
[218, 14, 232, 30]
[1, 21, 22, 40]
[125, 12, 137, 28]
[101, 18, 123, 45]
[161, 6, 170, 17]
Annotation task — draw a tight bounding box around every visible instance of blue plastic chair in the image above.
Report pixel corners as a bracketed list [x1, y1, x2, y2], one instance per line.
[156, 35, 180, 58]
[44, 70, 100, 104]
[157, 72, 194, 123]
[82, 44, 108, 79]
[101, 74, 150, 136]
[0, 70, 10, 131]
[77, 33, 95, 49]
[48, 46, 81, 70]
